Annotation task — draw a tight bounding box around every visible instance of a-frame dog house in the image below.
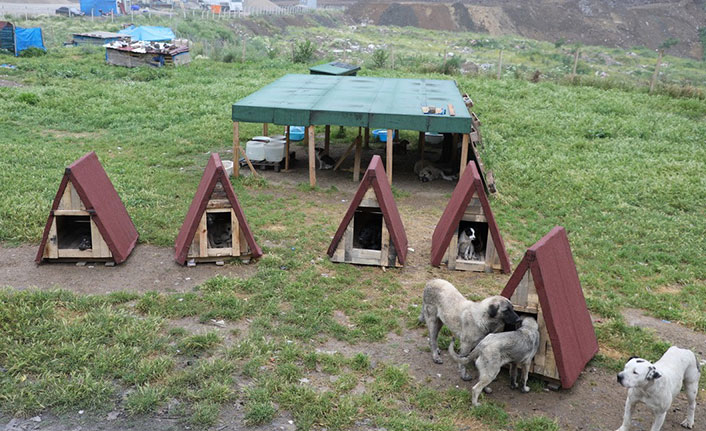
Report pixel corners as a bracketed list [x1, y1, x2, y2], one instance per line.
[327, 155, 407, 267]
[501, 226, 598, 389]
[175, 153, 262, 266]
[430, 161, 510, 273]
[36, 152, 138, 264]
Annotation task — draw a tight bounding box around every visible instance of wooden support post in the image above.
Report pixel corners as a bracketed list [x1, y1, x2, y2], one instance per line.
[333, 140, 357, 171]
[452, 133, 459, 166]
[459, 133, 469, 178]
[263, 123, 268, 135]
[285, 125, 290, 171]
[650, 49, 663, 94]
[386, 129, 393, 185]
[233, 122, 240, 177]
[418, 131, 425, 161]
[497, 49, 503, 80]
[353, 135, 362, 182]
[324, 125, 330, 155]
[308, 125, 316, 187]
[364, 127, 370, 149]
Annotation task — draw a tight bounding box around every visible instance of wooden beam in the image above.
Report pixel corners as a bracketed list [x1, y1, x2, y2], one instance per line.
[386, 128, 393, 184]
[459, 133, 469, 178]
[263, 123, 268, 135]
[233, 122, 240, 178]
[199, 212, 208, 256]
[364, 127, 370, 149]
[333, 139, 357, 171]
[324, 125, 330, 155]
[308, 125, 316, 187]
[452, 133, 459, 167]
[353, 135, 362, 182]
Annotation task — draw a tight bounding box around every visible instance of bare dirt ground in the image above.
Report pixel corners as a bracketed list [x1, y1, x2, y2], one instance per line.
[1, 144, 704, 430]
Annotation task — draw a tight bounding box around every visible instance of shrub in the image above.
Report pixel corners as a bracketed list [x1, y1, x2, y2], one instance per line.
[18, 93, 39, 105]
[371, 48, 388, 69]
[438, 57, 461, 75]
[19, 47, 45, 57]
[292, 40, 315, 64]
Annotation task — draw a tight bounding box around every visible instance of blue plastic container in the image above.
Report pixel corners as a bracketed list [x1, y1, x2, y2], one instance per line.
[289, 126, 305, 141]
[372, 129, 396, 142]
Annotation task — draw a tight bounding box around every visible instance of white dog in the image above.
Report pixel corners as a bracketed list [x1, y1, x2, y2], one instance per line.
[457, 227, 475, 260]
[414, 160, 456, 182]
[616, 346, 704, 431]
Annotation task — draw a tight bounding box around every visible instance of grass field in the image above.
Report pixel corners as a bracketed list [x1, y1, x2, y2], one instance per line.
[1, 13, 705, 430]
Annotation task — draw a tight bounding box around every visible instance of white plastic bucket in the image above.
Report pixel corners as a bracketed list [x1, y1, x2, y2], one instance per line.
[245, 140, 266, 161]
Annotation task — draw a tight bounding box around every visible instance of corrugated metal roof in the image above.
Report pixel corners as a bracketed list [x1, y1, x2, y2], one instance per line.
[501, 226, 599, 389]
[327, 155, 408, 264]
[36, 152, 138, 264]
[174, 153, 262, 265]
[429, 160, 511, 272]
[232, 74, 472, 133]
[73, 31, 125, 39]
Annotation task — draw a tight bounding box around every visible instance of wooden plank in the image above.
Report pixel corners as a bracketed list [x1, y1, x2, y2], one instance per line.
[526, 271, 540, 311]
[386, 129, 393, 184]
[207, 199, 231, 209]
[263, 123, 268, 135]
[57, 249, 94, 259]
[239, 224, 249, 255]
[465, 197, 483, 216]
[231, 209, 240, 257]
[418, 131, 425, 161]
[233, 122, 240, 177]
[285, 125, 290, 171]
[484, 232, 496, 273]
[198, 212, 207, 257]
[351, 248, 381, 261]
[360, 189, 378, 208]
[459, 133, 469, 178]
[45, 218, 59, 259]
[454, 260, 486, 272]
[460, 214, 487, 223]
[58, 182, 72, 210]
[447, 103, 456, 116]
[308, 125, 316, 187]
[206, 208, 231, 214]
[207, 248, 233, 257]
[364, 127, 370, 149]
[447, 227, 458, 270]
[348, 256, 384, 266]
[353, 135, 362, 182]
[343, 222, 353, 262]
[333, 139, 356, 171]
[69, 182, 83, 210]
[324, 125, 330, 154]
[380, 221, 389, 267]
[512, 270, 530, 308]
[53, 209, 91, 216]
[90, 218, 105, 257]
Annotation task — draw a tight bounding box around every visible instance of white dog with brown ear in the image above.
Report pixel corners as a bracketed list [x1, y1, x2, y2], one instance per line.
[616, 346, 704, 431]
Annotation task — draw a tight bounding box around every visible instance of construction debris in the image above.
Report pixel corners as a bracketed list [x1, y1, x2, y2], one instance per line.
[105, 40, 190, 68]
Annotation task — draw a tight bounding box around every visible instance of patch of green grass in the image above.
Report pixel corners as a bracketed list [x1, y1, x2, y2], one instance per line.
[190, 400, 221, 427]
[514, 416, 560, 431]
[125, 384, 166, 415]
[471, 402, 509, 429]
[176, 332, 222, 355]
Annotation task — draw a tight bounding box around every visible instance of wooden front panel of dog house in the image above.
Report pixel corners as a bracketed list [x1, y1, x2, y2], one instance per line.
[187, 207, 249, 260]
[330, 190, 400, 267]
[509, 270, 561, 383]
[43, 180, 112, 260]
[444, 196, 502, 272]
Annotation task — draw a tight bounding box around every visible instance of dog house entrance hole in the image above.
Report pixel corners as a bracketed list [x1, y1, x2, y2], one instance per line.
[56, 215, 92, 250]
[207, 212, 232, 249]
[353, 208, 382, 250]
[457, 220, 488, 262]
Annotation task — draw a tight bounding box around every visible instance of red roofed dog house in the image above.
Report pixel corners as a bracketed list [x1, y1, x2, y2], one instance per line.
[430, 161, 510, 273]
[327, 155, 407, 267]
[36, 152, 138, 264]
[501, 226, 598, 389]
[175, 153, 262, 266]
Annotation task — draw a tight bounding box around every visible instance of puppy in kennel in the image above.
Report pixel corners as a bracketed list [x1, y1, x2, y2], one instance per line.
[457, 224, 485, 261]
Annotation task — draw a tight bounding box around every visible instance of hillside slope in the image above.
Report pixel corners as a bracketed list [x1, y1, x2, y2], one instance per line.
[346, 0, 706, 59]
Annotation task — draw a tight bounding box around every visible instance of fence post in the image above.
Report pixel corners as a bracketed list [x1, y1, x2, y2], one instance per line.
[241, 35, 246, 62]
[496, 49, 503, 79]
[570, 48, 579, 81]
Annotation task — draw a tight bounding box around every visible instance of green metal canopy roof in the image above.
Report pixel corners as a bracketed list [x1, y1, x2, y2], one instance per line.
[232, 74, 472, 134]
[309, 61, 360, 76]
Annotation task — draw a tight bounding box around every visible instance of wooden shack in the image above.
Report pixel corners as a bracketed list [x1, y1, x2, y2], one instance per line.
[501, 226, 598, 389]
[72, 31, 127, 46]
[106, 41, 190, 68]
[430, 161, 510, 273]
[35, 152, 138, 265]
[327, 155, 407, 267]
[174, 153, 262, 266]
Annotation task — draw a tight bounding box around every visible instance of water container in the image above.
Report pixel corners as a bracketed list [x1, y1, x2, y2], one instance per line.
[251, 136, 270, 143]
[289, 126, 305, 141]
[245, 140, 266, 162]
[265, 140, 286, 162]
[222, 160, 234, 176]
[269, 134, 286, 141]
[425, 132, 444, 145]
[372, 129, 396, 142]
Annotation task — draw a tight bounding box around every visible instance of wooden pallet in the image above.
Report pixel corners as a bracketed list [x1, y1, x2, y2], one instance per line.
[239, 152, 295, 172]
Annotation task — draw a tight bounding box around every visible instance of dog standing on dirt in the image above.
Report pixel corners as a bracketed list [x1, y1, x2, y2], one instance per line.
[616, 346, 704, 431]
[419, 278, 520, 380]
[448, 316, 540, 405]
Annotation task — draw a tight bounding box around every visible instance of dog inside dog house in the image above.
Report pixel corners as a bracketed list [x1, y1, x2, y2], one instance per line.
[174, 153, 262, 266]
[430, 161, 511, 273]
[36, 151, 138, 265]
[501, 226, 598, 389]
[327, 155, 407, 267]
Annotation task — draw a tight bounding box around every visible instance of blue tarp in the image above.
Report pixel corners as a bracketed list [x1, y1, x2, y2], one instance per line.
[118, 26, 174, 42]
[79, 0, 119, 15]
[14, 27, 45, 56]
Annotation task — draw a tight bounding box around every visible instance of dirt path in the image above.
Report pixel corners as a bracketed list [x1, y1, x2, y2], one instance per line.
[623, 308, 706, 357]
[0, 244, 257, 294]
